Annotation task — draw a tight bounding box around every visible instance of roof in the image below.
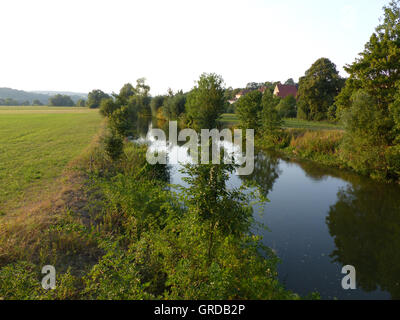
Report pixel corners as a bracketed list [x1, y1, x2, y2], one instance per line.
[274, 84, 298, 98]
[237, 89, 251, 96]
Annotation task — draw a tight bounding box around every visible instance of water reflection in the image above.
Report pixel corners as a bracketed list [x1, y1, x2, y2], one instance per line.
[327, 182, 400, 299]
[240, 150, 281, 198]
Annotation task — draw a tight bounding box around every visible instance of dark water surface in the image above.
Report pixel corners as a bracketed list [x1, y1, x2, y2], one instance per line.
[138, 119, 400, 300]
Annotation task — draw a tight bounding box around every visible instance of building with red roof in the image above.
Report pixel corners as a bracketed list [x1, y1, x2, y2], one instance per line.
[273, 84, 298, 99]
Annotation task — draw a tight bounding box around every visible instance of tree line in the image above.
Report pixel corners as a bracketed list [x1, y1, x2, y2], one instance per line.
[89, 0, 400, 182]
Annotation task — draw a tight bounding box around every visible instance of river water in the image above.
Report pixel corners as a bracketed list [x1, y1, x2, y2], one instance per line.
[136, 119, 400, 300]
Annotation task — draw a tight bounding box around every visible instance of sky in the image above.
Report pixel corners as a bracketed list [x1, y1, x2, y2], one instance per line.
[0, 0, 390, 95]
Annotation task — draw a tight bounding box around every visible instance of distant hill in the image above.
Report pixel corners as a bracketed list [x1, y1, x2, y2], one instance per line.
[0, 87, 88, 105]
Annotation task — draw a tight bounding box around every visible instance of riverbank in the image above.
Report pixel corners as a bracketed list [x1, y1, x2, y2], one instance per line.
[0, 117, 308, 300]
[256, 129, 345, 169]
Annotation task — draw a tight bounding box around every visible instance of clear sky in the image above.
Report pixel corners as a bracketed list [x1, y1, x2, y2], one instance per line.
[0, 0, 389, 95]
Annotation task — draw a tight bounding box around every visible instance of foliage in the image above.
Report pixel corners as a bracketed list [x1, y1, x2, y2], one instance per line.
[0, 261, 80, 300]
[150, 95, 165, 118]
[32, 99, 43, 106]
[260, 91, 283, 140]
[87, 90, 110, 109]
[162, 90, 187, 120]
[284, 78, 296, 86]
[99, 80, 152, 136]
[235, 90, 263, 130]
[344, 1, 400, 108]
[49, 94, 75, 107]
[108, 106, 137, 137]
[338, 1, 400, 182]
[289, 130, 343, 157]
[186, 73, 226, 129]
[276, 94, 297, 118]
[99, 98, 119, 117]
[114, 79, 152, 117]
[341, 91, 395, 179]
[103, 132, 124, 161]
[76, 99, 86, 107]
[334, 77, 360, 120]
[297, 58, 344, 121]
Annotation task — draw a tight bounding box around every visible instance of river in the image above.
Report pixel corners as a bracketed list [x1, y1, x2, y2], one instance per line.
[135, 118, 400, 300]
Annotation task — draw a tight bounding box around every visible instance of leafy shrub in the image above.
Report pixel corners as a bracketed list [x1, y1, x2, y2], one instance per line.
[276, 95, 297, 118]
[103, 132, 124, 161]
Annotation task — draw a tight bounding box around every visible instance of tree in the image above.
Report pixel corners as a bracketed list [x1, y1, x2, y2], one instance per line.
[162, 91, 186, 120]
[118, 83, 136, 104]
[181, 162, 253, 263]
[32, 99, 43, 106]
[99, 80, 152, 136]
[276, 94, 297, 118]
[297, 58, 343, 121]
[76, 99, 86, 107]
[339, 1, 400, 181]
[341, 90, 392, 178]
[246, 82, 264, 90]
[260, 91, 283, 138]
[115, 79, 152, 117]
[86, 90, 110, 109]
[186, 73, 226, 129]
[284, 78, 296, 86]
[235, 90, 263, 129]
[343, 0, 400, 109]
[150, 95, 165, 118]
[99, 98, 119, 117]
[49, 94, 74, 106]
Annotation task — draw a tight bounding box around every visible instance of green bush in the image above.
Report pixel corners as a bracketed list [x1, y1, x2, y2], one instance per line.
[276, 95, 297, 118]
[103, 133, 124, 161]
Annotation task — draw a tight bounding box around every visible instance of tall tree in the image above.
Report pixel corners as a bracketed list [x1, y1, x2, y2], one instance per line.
[235, 90, 263, 129]
[162, 91, 186, 120]
[343, 0, 400, 109]
[340, 0, 400, 181]
[284, 78, 296, 86]
[186, 73, 226, 129]
[297, 58, 343, 121]
[86, 89, 110, 109]
[260, 91, 283, 138]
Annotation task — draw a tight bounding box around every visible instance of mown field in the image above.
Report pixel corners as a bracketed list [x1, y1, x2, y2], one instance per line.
[220, 113, 342, 130]
[0, 106, 102, 213]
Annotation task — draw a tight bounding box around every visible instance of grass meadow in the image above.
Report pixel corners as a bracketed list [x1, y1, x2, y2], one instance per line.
[0, 106, 102, 213]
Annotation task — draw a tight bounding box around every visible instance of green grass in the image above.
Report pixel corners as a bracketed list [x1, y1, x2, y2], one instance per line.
[0, 106, 102, 211]
[220, 113, 239, 123]
[283, 118, 342, 130]
[220, 113, 342, 130]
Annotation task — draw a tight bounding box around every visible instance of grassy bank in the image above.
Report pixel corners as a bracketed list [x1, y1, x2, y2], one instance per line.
[221, 113, 342, 130]
[222, 112, 346, 171]
[259, 129, 345, 168]
[0, 106, 102, 213]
